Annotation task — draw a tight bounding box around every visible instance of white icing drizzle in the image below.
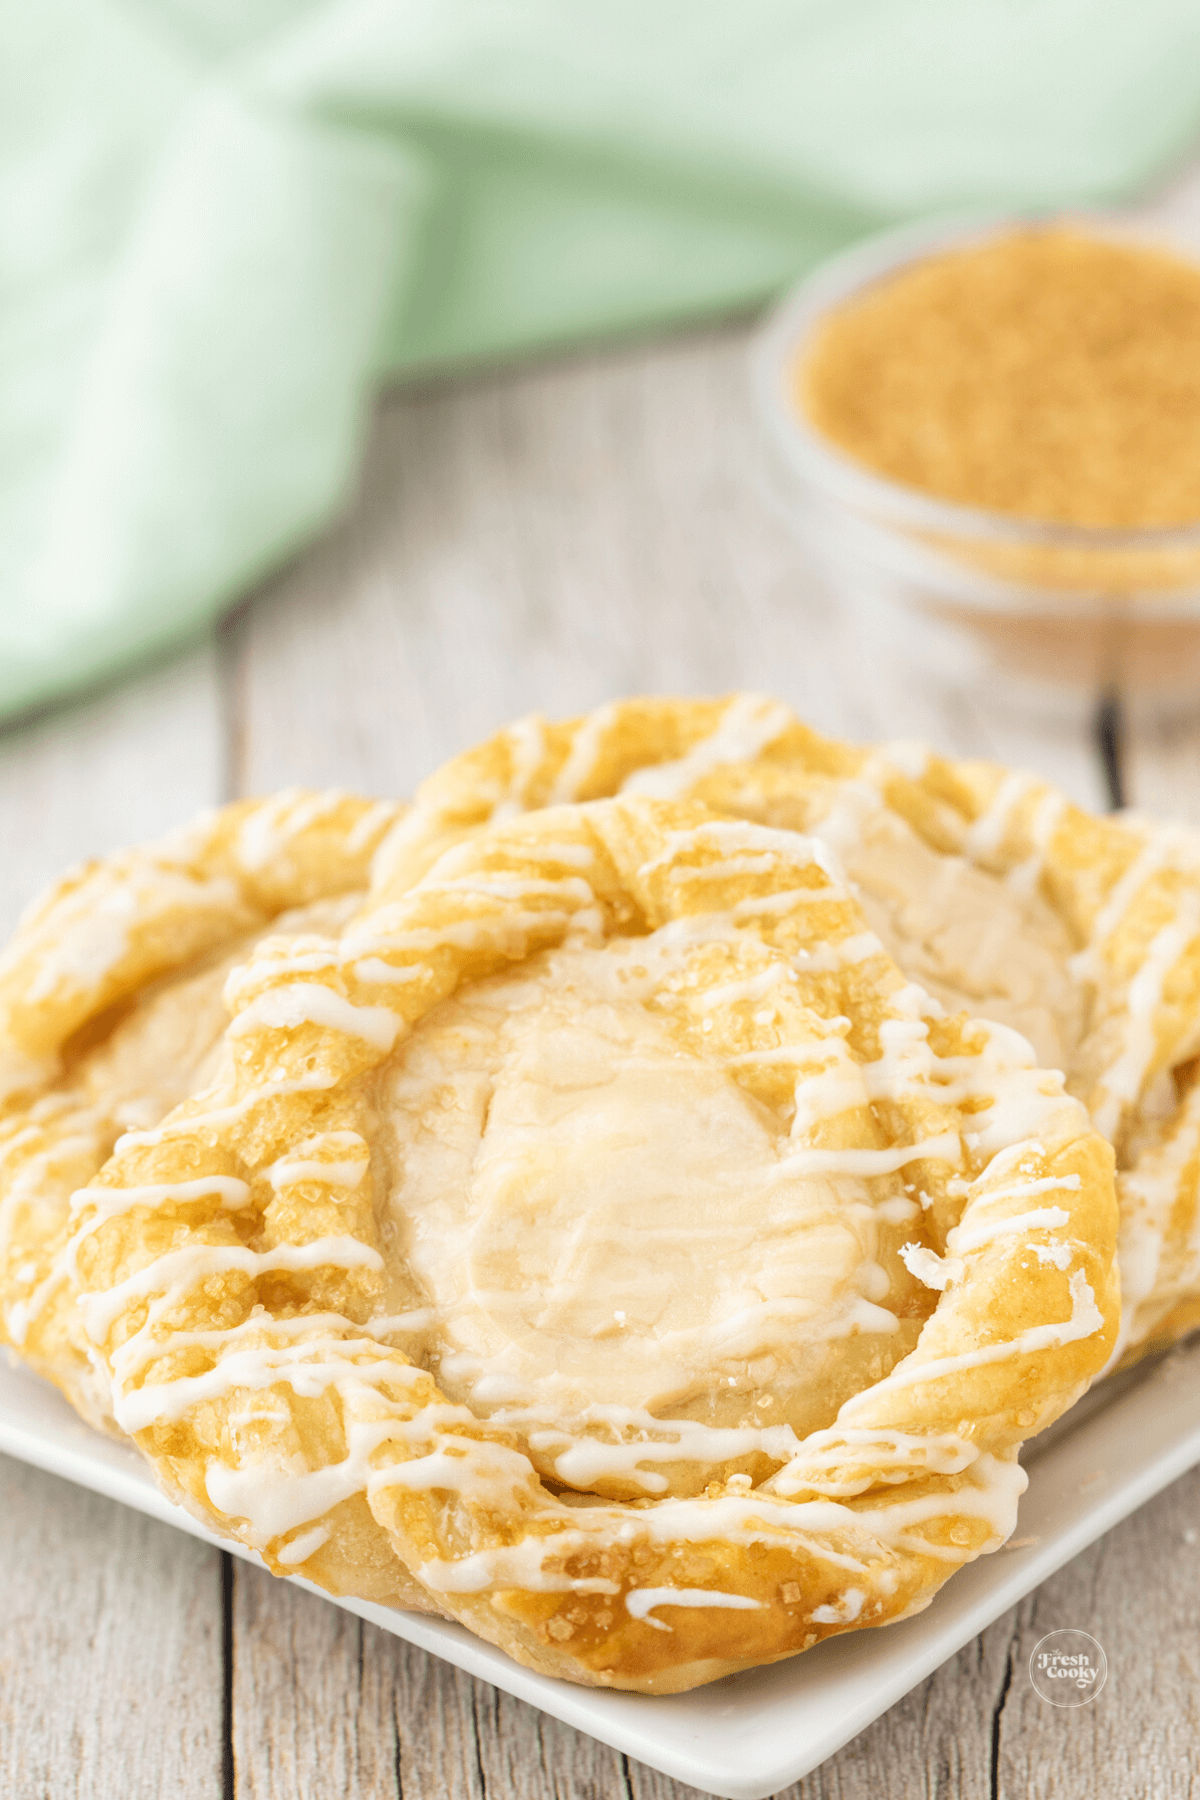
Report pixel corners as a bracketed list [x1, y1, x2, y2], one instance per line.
[1027, 1241, 1073, 1270]
[546, 702, 621, 805]
[624, 1587, 766, 1632]
[773, 1134, 961, 1178]
[971, 1175, 1080, 1205]
[266, 1132, 368, 1191]
[963, 772, 1041, 859]
[784, 1063, 873, 1135]
[0, 1110, 100, 1241]
[5, 1260, 76, 1347]
[351, 958, 426, 986]
[728, 887, 843, 922]
[83, 1236, 383, 1342]
[879, 739, 931, 781]
[411, 1450, 1026, 1597]
[227, 981, 401, 1052]
[521, 1412, 802, 1495]
[109, 1308, 391, 1387]
[344, 800, 401, 857]
[1070, 834, 1167, 983]
[1006, 791, 1067, 897]
[416, 1538, 623, 1596]
[840, 1270, 1103, 1410]
[1092, 901, 1200, 1138]
[21, 869, 242, 1004]
[236, 789, 350, 872]
[113, 1073, 338, 1151]
[811, 1587, 865, 1625]
[226, 947, 343, 991]
[639, 818, 844, 887]
[899, 1243, 962, 1291]
[766, 1426, 977, 1498]
[1108, 1094, 1200, 1365]
[64, 1176, 253, 1274]
[276, 1524, 331, 1566]
[671, 851, 819, 885]
[421, 873, 596, 907]
[363, 1309, 439, 1335]
[2, 1183, 103, 1343]
[345, 909, 574, 962]
[792, 931, 887, 973]
[114, 1336, 417, 1433]
[70, 1175, 250, 1226]
[618, 695, 793, 801]
[490, 715, 548, 822]
[206, 1430, 391, 1544]
[948, 1206, 1071, 1257]
[692, 962, 798, 1012]
[523, 840, 597, 869]
[203, 1404, 537, 1552]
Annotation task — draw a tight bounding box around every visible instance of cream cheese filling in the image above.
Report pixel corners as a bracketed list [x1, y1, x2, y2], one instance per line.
[372, 928, 933, 1497]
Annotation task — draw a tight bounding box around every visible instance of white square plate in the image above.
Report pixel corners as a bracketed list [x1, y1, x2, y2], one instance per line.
[3, 1342, 1199, 1800]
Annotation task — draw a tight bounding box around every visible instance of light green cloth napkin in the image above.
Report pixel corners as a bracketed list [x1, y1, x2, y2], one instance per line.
[6, 0, 1200, 721]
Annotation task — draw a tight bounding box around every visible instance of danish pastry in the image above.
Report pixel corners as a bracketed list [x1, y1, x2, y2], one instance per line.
[378, 694, 1200, 1366]
[70, 797, 1118, 1688]
[0, 790, 403, 1427]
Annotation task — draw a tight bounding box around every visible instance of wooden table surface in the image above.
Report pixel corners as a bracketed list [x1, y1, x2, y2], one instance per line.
[5, 176, 1200, 1800]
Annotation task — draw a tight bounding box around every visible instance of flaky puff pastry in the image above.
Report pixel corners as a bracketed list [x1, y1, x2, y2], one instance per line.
[376, 693, 1200, 1368]
[0, 790, 403, 1428]
[71, 798, 1117, 1690]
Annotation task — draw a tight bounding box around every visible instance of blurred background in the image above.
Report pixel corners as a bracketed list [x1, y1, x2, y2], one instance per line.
[8, 1, 1200, 932]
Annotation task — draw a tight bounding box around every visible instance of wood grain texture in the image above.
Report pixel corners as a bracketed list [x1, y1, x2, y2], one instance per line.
[991, 1465, 1200, 1800]
[0, 643, 228, 1800]
[0, 1451, 225, 1800]
[230, 1562, 630, 1800]
[0, 642, 224, 940]
[1124, 699, 1200, 826]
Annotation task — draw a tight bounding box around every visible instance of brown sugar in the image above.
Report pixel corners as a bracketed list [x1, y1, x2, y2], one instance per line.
[798, 226, 1200, 529]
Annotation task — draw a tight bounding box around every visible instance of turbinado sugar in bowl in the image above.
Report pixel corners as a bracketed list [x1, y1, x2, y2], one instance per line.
[797, 225, 1200, 530]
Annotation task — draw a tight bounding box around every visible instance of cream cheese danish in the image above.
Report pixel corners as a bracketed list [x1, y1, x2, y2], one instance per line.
[68, 798, 1118, 1688]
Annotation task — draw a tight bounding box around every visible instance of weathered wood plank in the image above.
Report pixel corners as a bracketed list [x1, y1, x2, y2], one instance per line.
[0, 641, 228, 1800]
[0, 642, 225, 939]
[992, 1463, 1200, 1800]
[229, 1565, 390, 1800]
[0, 1451, 225, 1800]
[1123, 699, 1200, 826]
[229, 1560, 629, 1800]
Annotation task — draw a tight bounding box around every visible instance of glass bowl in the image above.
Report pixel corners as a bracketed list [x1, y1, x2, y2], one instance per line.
[751, 211, 1200, 702]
